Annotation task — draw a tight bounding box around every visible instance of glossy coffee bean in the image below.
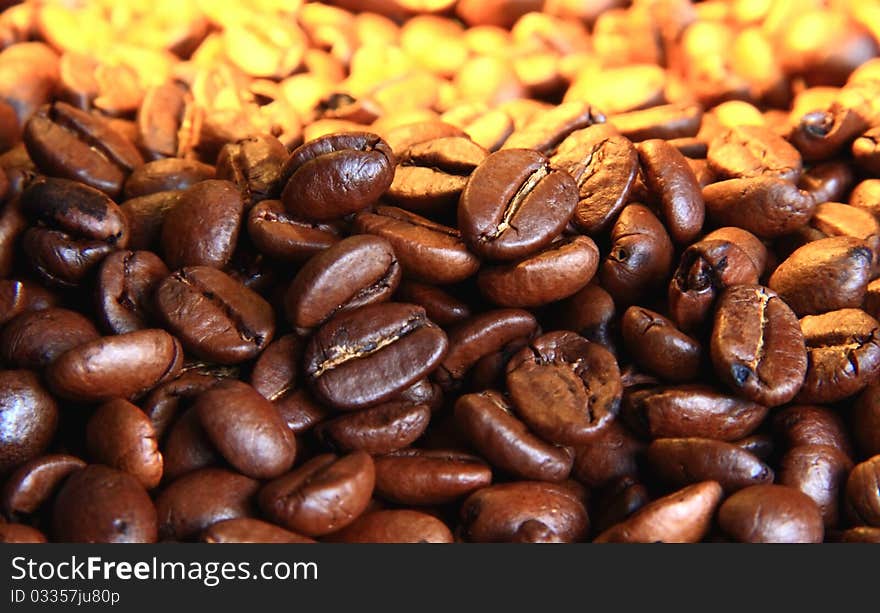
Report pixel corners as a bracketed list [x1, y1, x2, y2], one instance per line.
[142, 368, 228, 441]
[284, 235, 401, 332]
[53, 465, 157, 543]
[571, 421, 643, 488]
[773, 405, 853, 458]
[846, 456, 880, 527]
[46, 329, 183, 402]
[854, 385, 880, 458]
[194, 380, 296, 480]
[327, 510, 453, 543]
[123, 158, 215, 200]
[0, 307, 99, 369]
[259, 452, 375, 537]
[394, 281, 471, 327]
[155, 266, 275, 365]
[779, 444, 852, 528]
[840, 527, 880, 543]
[373, 449, 492, 506]
[2, 454, 85, 516]
[710, 285, 807, 407]
[216, 134, 289, 205]
[701, 227, 768, 278]
[460, 481, 589, 543]
[646, 438, 773, 492]
[161, 407, 220, 482]
[703, 177, 816, 239]
[609, 103, 703, 143]
[459, 148, 577, 261]
[303, 302, 448, 411]
[501, 102, 604, 155]
[96, 250, 169, 334]
[594, 481, 723, 543]
[719, 484, 824, 543]
[316, 401, 430, 455]
[202, 518, 314, 544]
[622, 307, 701, 382]
[247, 199, 341, 262]
[0, 523, 47, 543]
[707, 125, 802, 182]
[506, 331, 621, 445]
[553, 282, 618, 354]
[0, 279, 56, 326]
[0, 370, 58, 474]
[281, 132, 394, 221]
[86, 398, 162, 489]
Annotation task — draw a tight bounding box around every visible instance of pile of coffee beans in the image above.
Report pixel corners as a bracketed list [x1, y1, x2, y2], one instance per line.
[3, 0, 880, 543]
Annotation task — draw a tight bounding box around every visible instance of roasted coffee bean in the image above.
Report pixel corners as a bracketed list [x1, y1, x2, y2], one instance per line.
[434, 309, 537, 390]
[120, 190, 182, 251]
[247, 199, 341, 262]
[798, 162, 855, 206]
[394, 281, 471, 327]
[316, 401, 431, 455]
[506, 331, 621, 445]
[53, 465, 157, 543]
[636, 139, 704, 245]
[846, 456, 880, 527]
[280, 132, 394, 221]
[853, 127, 880, 175]
[387, 135, 487, 214]
[854, 385, 880, 458]
[600, 204, 673, 306]
[609, 103, 703, 142]
[96, 250, 168, 334]
[719, 484, 824, 543]
[0, 307, 99, 369]
[807, 203, 880, 268]
[550, 124, 639, 235]
[441, 105, 514, 153]
[840, 527, 880, 543]
[155, 266, 275, 365]
[156, 468, 259, 542]
[622, 307, 701, 382]
[0, 370, 58, 474]
[796, 309, 880, 404]
[571, 421, 643, 488]
[284, 235, 400, 332]
[259, 452, 375, 537]
[789, 103, 868, 162]
[136, 82, 191, 160]
[216, 134, 289, 204]
[86, 398, 162, 489]
[161, 180, 245, 270]
[707, 125, 802, 182]
[202, 518, 314, 544]
[0, 279, 56, 326]
[502, 102, 603, 154]
[459, 148, 577, 261]
[23, 101, 144, 198]
[2, 454, 85, 516]
[594, 481, 723, 543]
[646, 438, 773, 492]
[161, 408, 220, 482]
[553, 282, 617, 354]
[373, 449, 492, 505]
[703, 177, 816, 239]
[779, 444, 852, 527]
[0, 523, 46, 543]
[327, 509, 453, 543]
[303, 302, 448, 411]
[354, 206, 481, 285]
[591, 476, 651, 535]
[455, 391, 573, 482]
[624, 385, 768, 441]
[142, 368, 229, 441]
[710, 285, 807, 407]
[123, 158, 215, 200]
[479, 235, 599, 308]
[460, 481, 588, 543]
[197, 382, 295, 480]
[46, 327, 180, 404]
[773, 405, 853, 458]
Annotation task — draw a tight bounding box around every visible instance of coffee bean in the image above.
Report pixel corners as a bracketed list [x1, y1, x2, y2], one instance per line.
[120, 190, 182, 251]
[96, 250, 169, 334]
[161, 408, 220, 482]
[0, 279, 56, 326]
[707, 125, 802, 182]
[0, 307, 99, 369]
[609, 103, 703, 142]
[704, 176, 816, 239]
[553, 282, 618, 354]
[394, 281, 471, 327]
[846, 455, 880, 526]
[773, 405, 853, 458]
[85, 398, 162, 489]
[840, 527, 880, 543]
[142, 368, 228, 441]
[373, 449, 492, 505]
[316, 401, 430, 455]
[202, 518, 314, 544]
[501, 101, 604, 155]
[0, 523, 47, 543]
[136, 82, 191, 160]
[124, 158, 215, 200]
[702, 227, 769, 277]
[247, 199, 342, 262]
[779, 444, 852, 527]
[0, 370, 58, 474]
[646, 438, 773, 492]
[591, 476, 651, 535]
[216, 134, 289, 204]
[327, 509, 454, 543]
[622, 306, 702, 382]
[571, 421, 644, 488]
[719, 484, 824, 543]
[798, 161, 855, 205]
[1, 454, 84, 516]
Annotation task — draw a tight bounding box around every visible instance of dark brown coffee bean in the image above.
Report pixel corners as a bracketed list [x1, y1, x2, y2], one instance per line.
[0, 307, 99, 369]
[53, 464, 157, 543]
[46, 329, 183, 403]
[303, 302, 448, 411]
[624, 385, 769, 441]
[571, 421, 643, 488]
[202, 518, 315, 544]
[23, 101, 144, 198]
[554, 282, 617, 354]
[455, 390, 573, 482]
[646, 438, 773, 492]
[0, 279, 56, 326]
[851, 180, 880, 221]
[710, 285, 807, 407]
[506, 331, 622, 445]
[394, 281, 471, 327]
[704, 177, 816, 239]
[719, 484, 824, 543]
[247, 199, 342, 262]
[779, 444, 852, 527]
[591, 476, 651, 535]
[501, 102, 604, 155]
[0, 42, 59, 136]
[316, 401, 430, 455]
[0, 523, 47, 543]
[194, 380, 296, 480]
[622, 307, 702, 382]
[479, 235, 599, 308]
[161, 180, 245, 270]
[136, 82, 191, 160]
[216, 134, 289, 204]
[789, 104, 868, 162]
[354, 205, 481, 285]
[594, 481, 723, 543]
[373, 449, 491, 506]
[551, 123, 639, 235]
[609, 103, 703, 142]
[846, 455, 880, 526]
[807, 203, 880, 268]
[0, 370, 58, 474]
[600, 204, 673, 306]
[124, 158, 215, 200]
[85, 398, 162, 489]
[798, 161, 855, 205]
[702, 227, 769, 277]
[2, 454, 85, 516]
[796, 309, 880, 404]
[156, 468, 258, 541]
[259, 452, 375, 537]
[854, 385, 880, 458]
[434, 309, 537, 390]
[155, 266, 275, 365]
[636, 139, 704, 244]
[281, 132, 394, 221]
[459, 148, 577, 261]
[284, 235, 401, 332]
[142, 368, 229, 441]
[773, 405, 853, 458]
[707, 125, 803, 182]
[119, 190, 181, 252]
[96, 250, 168, 334]
[161, 407, 220, 482]
[460, 481, 588, 543]
[326, 509, 453, 543]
